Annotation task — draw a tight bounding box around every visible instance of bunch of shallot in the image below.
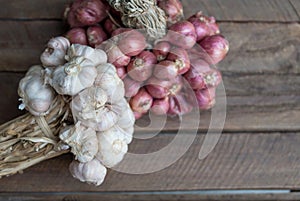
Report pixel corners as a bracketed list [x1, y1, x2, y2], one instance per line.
[64, 0, 229, 119]
[18, 36, 135, 186]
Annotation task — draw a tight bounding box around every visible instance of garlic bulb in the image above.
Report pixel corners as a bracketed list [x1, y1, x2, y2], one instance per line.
[96, 126, 128, 168]
[50, 56, 97, 96]
[117, 103, 135, 129]
[69, 159, 107, 186]
[40, 36, 70, 67]
[66, 44, 107, 66]
[71, 88, 128, 131]
[18, 65, 55, 116]
[94, 63, 125, 102]
[59, 122, 98, 163]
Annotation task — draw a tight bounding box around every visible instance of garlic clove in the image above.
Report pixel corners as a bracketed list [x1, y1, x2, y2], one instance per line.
[94, 63, 125, 102]
[96, 126, 128, 168]
[66, 44, 107, 65]
[50, 56, 97, 96]
[40, 36, 70, 67]
[59, 122, 98, 163]
[18, 65, 55, 116]
[116, 104, 135, 129]
[69, 159, 107, 186]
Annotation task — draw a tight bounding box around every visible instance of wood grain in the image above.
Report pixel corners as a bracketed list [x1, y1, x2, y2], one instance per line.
[0, 0, 72, 19]
[0, 132, 300, 191]
[0, 0, 299, 22]
[1, 192, 300, 201]
[0, 21, 67, 72]
[0, 22, 299, 75]
[1, 73, 300, 132]
[182, 0, 300, 22]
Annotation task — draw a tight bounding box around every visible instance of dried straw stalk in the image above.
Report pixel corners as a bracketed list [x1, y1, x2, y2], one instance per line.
[0, 96, 71, 177]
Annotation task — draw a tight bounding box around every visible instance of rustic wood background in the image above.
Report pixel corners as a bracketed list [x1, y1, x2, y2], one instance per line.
[0, 0, 300, 200]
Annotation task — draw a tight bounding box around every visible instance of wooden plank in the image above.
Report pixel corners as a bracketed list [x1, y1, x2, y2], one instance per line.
[0, 21, 66, 72]
[0, 132, 300, 191]
[182, 0, 300, 22]
[290, 0, 300, 18]
[0, 22, 299, 75]
[0, 0, 72, 19]
[0, 0, 299, 22]
[219, 23, 300, 74]
[1, 73, 300, 132]
[1, 192, 300, 201]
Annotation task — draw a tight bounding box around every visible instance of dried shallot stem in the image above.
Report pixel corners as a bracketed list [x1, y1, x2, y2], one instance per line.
[106, 0, 167, 39]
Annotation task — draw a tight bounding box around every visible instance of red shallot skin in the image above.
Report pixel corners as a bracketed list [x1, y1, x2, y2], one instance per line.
[153, 60, 178, 81]
[104, 18, 120, 35]
[104, 43, 131, 67]
[204, 68, 222, 88]
[168, 93, 193, 116]
[123, 76, 141, 98]
[118, 30, 147, 56]
[67, 0, 109, 27]
[165, 21, 197, 49]
[65, 27, 88, 45]
[168, 76, 183, 96]
[183, 58, 211, 90]
[167, 47, 190, 74]
[198, 34, 229, 64]
[87, 25, 108, 48]
[127, 51, 156, 82]
[116, 66, 126, 80]
[130, 88, 153, 114]
[194, 87, 216, 110]
[188, 11, 220, 42]
[153, 41, 171, 61]
[151, 97, 170, 115]
[157, 0, 184, 26]
[134, 111, 143, 120]
[146, 76, 172, 99]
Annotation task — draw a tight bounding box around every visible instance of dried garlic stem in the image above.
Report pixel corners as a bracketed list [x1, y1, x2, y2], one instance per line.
[0, 96, 71, 177]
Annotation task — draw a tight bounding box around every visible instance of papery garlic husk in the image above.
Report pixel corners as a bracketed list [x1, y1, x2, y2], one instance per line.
[71, 88, 128, 131]
[50, 56, 97, 96]
[116, 105, 135, 144]
[69, 159, 107, 186]
[94, 63, 125, 102]
[66, 44, 107, 66]
[116, 104, 135, 129]
[96, 126, 129, 168]
[59, 122, 98, 163]
[18, 65, 55, 116]
[40, 36, 70, 67]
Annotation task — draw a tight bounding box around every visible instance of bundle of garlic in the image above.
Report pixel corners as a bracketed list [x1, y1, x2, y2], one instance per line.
[0, 36, 135, 186]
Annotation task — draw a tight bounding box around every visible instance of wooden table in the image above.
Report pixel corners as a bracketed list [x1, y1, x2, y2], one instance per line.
[0, 0, 300, 200]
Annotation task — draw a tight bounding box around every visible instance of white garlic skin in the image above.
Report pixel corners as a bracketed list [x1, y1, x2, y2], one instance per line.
[59, 122, 98, 163]
[40, 36, 70, 67]
[18, 65, 55, 116]
[71, 89, 129, 132]
[69, 159, 107, 186]
[94, 63, 125, 103]
[96, 126, 129, 168]
[50, 56, 97, 96]
[66, 44, 107, 66]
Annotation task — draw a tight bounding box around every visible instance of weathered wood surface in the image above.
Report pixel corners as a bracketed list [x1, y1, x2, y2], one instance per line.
[1, 72, 300, 132]
[0, 0, 299, 22]
[1, 192, 300, 201]
[1, 22, 299, 75]
[182, 0, 300, 22]
[1, 133, 300, 191]
[0, 0, 300, 200]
